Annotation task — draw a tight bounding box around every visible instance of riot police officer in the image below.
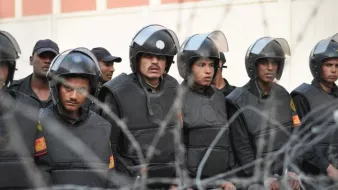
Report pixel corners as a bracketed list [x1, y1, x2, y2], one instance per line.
[291, 33, 338, 189]
[34, 47, 114, 188]
[90, 47, 122, 114]
[10, 39, 59, 108]
[211, 52, 236, 97]
[0, 31, 40, 189]
[177, 31, 236, 190]
[226, 37, 300, 190]
[98, 24, 180, 189]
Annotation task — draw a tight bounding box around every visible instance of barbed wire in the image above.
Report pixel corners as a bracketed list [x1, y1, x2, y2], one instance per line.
[0, 0, 336, 190]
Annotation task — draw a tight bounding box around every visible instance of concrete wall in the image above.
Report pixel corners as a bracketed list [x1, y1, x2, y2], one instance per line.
[0, 0, 336, 91]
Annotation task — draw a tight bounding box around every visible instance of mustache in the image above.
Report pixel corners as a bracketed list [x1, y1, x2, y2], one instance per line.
[148, 65, 160, 70]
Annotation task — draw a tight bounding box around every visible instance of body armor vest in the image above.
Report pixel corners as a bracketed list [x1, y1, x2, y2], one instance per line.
[101, 73, 178, 177]
[183, 87, 234, 178]
[0, 91, 39, 189]
[292, 83, 338, 172]
[226, 84, 293, 175]
[38, 108, 111, 188]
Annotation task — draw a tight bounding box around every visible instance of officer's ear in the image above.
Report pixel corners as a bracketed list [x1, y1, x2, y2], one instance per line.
[218, 60, 223, 69]
[29, 55, 33, 66]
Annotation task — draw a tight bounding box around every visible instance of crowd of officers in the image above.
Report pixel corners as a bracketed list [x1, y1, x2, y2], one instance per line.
[0, 24, 338, 190]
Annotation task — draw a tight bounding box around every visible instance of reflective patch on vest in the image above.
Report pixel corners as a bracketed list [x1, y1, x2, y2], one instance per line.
[35, 137, 47, 156]
[292, 115, 301, 127]
[290, 98, 296, 112]
[109, 155, 115, 169]
[37, 121, 42, 131]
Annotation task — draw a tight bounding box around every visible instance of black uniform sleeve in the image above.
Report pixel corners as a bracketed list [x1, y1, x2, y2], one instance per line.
[101, 92, 132, 177]
[292, 94, 310, 121]
[293, 94, 330, 171]
[34, 122, 52, 186]
[107, 141, 121, 188]
[227, 102, 256, 177]
[101, 92, 121, 153]
[329, 129, 338, 167]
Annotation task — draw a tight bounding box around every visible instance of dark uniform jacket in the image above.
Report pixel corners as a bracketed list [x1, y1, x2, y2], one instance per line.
[9, 74, 53, 108]
[226, 80, 300, 180]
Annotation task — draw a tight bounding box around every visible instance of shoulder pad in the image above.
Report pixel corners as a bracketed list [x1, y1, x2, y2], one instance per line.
[103, 73, 130, 90]
[291, 83, 312, 95]
[87, 110, 112, 127]
[164, 74, 179, 84]
[273, 83, 290, 96]
[98, 73, 130, 101]
[225, 87, 247, 103]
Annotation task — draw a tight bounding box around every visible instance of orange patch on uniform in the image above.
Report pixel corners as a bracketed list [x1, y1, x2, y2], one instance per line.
[292, 115, 301, 127]
[109, 155, 115, 169]
[35, 137, 47, 153]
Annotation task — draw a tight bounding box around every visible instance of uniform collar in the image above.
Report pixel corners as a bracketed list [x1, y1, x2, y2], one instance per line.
[26, 74, 52, 105]
[312, 79, 338, 97]
[54, 104, 89, 125]
[136, 73, 162, 93]
[248, 79, 272, 99]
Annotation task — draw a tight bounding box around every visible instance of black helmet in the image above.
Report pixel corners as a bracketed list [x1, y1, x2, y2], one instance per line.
[47, 47, 102, 109]
[245, 37, 291, 80]
[129, 24, 180, 73]
[309, 33, 338, 79]
[177, 30, 229, 80]
[0, 30, 21, 86]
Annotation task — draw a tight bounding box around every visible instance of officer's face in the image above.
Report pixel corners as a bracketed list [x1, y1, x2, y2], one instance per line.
[191, 58, 215, 86]
[139, 53, 166, 80]
[0, 62, 8, 88]
[59, 77, 89, 113]
[257, 59, 279, 83]
[321, 58, 338, 83]
[99, 61, 115, 82]
[30, 51, 56, 78]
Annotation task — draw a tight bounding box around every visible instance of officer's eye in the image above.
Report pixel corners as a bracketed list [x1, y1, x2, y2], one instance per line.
[197, 63, 205, 67]
[143, 54, 152, 59]
[272, 61, 279, 65]
[64, 86, 72, 91]
[325, 63, 333, 68]
[157, 55, 166, 60]
[77, 87, 88, 94]
[260, 61, 268, 66]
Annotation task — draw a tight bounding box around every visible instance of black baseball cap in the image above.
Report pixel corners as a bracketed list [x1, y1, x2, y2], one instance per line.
[91, 47, 122, 63]
[220, 52, 227, 68]
[33, 39, 59, 55]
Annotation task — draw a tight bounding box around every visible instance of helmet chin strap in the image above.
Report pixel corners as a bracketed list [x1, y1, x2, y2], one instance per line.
[319, 77, 334, 89]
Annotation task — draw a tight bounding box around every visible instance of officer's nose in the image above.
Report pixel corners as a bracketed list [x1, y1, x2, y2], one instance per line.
[109, 65, 115, 73]
[266, 63, 274, 70]
[205, 65, 212, 74]
[69, 90, 77, 100]
[150, 56, 159, 64]
[43, 55, 53, 64]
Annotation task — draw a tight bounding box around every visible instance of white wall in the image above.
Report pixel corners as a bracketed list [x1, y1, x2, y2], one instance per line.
[0, 0, 336, 92]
